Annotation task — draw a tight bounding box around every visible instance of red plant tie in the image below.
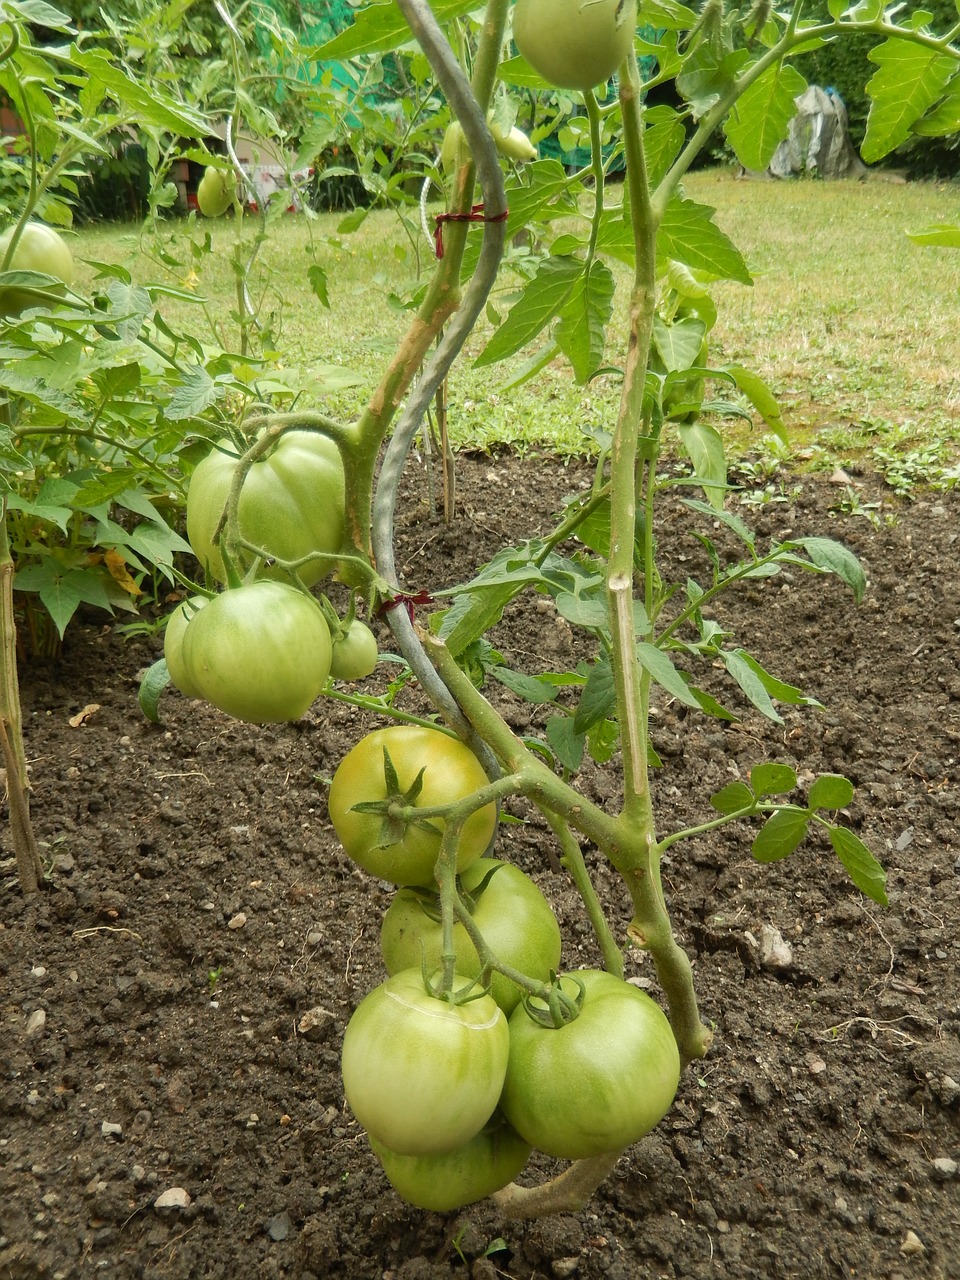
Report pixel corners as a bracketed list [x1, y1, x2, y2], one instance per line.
[378, 590, 435, 623]
[434, 204, 508, 259]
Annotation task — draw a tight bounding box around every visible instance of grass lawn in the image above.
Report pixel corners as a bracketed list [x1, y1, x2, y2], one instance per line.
[73, 169, 960, 479]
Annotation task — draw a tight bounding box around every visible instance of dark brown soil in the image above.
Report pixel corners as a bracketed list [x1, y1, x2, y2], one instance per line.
[1, 453, 959, 1280]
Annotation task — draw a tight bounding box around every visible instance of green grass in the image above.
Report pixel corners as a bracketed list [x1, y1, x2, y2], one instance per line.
[73, 169, 960, 474]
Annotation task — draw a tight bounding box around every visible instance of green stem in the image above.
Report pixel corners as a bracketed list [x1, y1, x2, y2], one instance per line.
[541, 806, 622, 978]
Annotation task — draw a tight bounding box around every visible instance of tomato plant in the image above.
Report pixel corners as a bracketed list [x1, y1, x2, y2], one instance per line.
[512, 0, 638, 92]
[328, 726, 497, 886]
[381, 859, 562, 1013]
[341, 968, 510, 1156]
[368, 1114, 530, 1212]
[329, 618, 379, 681]
[186, 430, 345, 586]
[499, 970, 681, 1160]
[178, 580, 331, 723]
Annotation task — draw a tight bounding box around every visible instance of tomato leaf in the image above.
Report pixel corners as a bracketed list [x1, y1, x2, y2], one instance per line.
[475, 255, 582, 368]
[808, 774, 855, 812]
[658, 198, 752, 286]
[752, 808, 809, 863]
[637, 642, 702, 709]
[545, 715, 585, 773]
[749, 762, 798, 798]
[829, 826, 889, 906]
[862, 38, 955, 163]
[138, 657, 170, 724]
[555, 260, 615, 384]
[311, 0, 479, 58]
[709, 780, 755, 814]
[573, 656, 616, 734]
[724, 62, 807, 173]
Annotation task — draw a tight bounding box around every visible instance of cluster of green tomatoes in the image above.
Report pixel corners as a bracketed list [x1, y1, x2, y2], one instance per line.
[165, 429, 377, 721]
[329, 726, 681, 1212]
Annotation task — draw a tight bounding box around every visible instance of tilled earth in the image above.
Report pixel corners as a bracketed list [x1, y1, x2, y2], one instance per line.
[1, 453, 958, 1280]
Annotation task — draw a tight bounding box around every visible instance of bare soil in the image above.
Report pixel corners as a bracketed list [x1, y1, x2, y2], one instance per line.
[1, 453, 958, 1280]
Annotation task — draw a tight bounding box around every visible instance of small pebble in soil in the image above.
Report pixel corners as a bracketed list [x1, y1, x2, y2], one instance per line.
[100, 1121, 122, 1139]
[900, 1230, 924, 1256]
[154, 1187, 191, 1211]
[931, 1157, 958, 1180]
[24, 1009, 46, 1038]
[227, 912, 247, 929]
[265, 1212, 293, 1242]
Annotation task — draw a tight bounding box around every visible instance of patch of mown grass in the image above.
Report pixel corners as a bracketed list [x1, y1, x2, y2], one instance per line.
[73, 169, 960, 480]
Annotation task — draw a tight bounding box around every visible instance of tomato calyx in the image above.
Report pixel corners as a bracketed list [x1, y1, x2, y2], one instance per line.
[346, 746, 443, 851]
[520, 973, 586, 1029]
[422, 963, 494, 1008]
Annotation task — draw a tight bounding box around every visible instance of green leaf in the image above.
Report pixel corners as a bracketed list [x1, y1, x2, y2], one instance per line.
[725, 363, 786, 442]
[658, 198, 752, 286]
[724, 62, 807, 173]
[489, 665, 558, 705]
[545, 715, 585, 772]
[910, 75, 960, 137]
[752, 808, 809, 863]
[311, 0, 478, 57]
[829, 826, 888, 906]
[642, 108, 687, 189]
[749, 762, 798, 798]
[68, 48, 209, 135]
[475, 256, 581, 368]
[787, 536, 866, 603]
[720, 650, 784, 723]
[636, 642, 702, 709]
[554, 592, 607, 630]
[728, 650, 822, 710]
[166, 365, 217, 419]
[308, 263, 330, 309]
[652, 315, 706, 373]
[709, 780, 755, 814]
[586, 717, 618, 765]
[682, 497, 757, 550]
[555, 260, 615, 384]
[809, 774, 855, 811]
[8, 1, 75, 30]
[573, 656, 616, 734]
[905, 222, 960, 248]
[138, 657, 170, 724]
[862, 38, 955, 163]
[677, 422, 726, 511]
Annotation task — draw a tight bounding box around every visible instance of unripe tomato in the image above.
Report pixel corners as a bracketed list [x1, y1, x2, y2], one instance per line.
[369, 1114, 530, 1211]
[196, 166, 237, 217]
[328, 726, 497, 886]
[186, 430, 345, 587]
[163, 596, 208, 699]
[180, 580, 332, 723]
[489, 120, 537, 162]
[329, 619, 379, 681]
[381, 859, 562, 1014]
[513, 0, 638, 92]
[499, 969, 681, 1159]
[0, 222, 75, 314]
[341, 969, 510, 1156]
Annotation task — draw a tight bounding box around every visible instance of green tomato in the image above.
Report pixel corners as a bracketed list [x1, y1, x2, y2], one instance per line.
[489, 121, 537, 163]
[0, 223, 75, 314]
[329, 619, 379, 681]
[380, 859, 561, 1014]
[369, 1114, 530, 1212]
[196, 166, 237, 217]
[513, 0, 637, 92]
[341, 968, 510, 1156]
[328, 726, 496, 886]
[163, 596, 208, 699]
[180, 580, 332, 723]
[186, 430, 345, 587]
[499, 969, 681, 1159]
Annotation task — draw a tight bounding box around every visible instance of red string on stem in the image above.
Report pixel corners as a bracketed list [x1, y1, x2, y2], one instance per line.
[434, 204, 508, 259]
